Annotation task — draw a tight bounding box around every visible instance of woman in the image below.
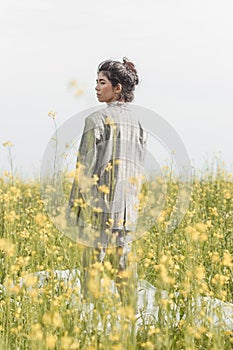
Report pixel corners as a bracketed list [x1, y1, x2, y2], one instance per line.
[67, 57, 147, 304]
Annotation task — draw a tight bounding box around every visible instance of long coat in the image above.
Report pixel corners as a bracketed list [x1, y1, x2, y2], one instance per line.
[67, 101, 147, 245]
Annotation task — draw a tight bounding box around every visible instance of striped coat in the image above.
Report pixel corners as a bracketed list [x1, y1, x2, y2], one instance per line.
[67, 101, 147, 244]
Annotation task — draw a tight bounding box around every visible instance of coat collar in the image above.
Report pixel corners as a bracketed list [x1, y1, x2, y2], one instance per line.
[106, 101, 127, 107]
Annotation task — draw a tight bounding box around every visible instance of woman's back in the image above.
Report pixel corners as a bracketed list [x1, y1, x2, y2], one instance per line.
[70, 101, 147, 239]
[88, 101, 148, 233]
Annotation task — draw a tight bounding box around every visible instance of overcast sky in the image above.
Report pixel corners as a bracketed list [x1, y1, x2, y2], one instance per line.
[1, 0, 233, 179]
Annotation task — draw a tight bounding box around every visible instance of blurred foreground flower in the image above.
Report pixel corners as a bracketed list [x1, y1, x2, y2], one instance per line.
[69, 80, 77, 87]
[105, 116, 116, 129]
[48, 110, 57, 119]
[0, 238, 15, 257]
[2, 141, 13, 147]
[98, 184, 110, 194]
[75, 88, 84, 96]
[69, 79, 85, 97]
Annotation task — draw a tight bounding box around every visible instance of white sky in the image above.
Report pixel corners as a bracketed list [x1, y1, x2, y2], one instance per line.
[1, 0, 233, 179]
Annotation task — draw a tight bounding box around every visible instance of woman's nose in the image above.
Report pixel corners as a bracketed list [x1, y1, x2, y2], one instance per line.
[95, 84, 99, 91]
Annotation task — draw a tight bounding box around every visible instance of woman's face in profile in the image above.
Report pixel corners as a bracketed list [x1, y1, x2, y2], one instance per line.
[95, 71, 121, 103]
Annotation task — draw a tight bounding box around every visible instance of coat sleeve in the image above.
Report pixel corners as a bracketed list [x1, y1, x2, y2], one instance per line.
[66, 116, 102, 220]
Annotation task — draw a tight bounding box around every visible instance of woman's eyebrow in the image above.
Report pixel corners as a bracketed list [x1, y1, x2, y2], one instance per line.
[96, 78, 106, 82]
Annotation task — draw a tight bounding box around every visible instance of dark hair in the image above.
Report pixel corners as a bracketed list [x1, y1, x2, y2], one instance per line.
[97, 57, 139, 102]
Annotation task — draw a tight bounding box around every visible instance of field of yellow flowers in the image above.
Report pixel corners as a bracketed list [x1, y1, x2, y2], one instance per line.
[0, 159, 233, 349]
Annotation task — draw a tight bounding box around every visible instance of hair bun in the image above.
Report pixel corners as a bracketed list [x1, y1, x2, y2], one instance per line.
[122, 57, 139, 85]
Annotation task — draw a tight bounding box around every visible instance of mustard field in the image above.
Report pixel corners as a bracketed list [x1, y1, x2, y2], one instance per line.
[0, 162, 232, 349]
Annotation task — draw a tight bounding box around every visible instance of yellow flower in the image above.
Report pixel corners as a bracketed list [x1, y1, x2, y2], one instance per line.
[103, 261, 112, 271]
[70, 341, 80, 349]
[113, 159, 121, 165]
[117, 219, 125, 226]
[211, 207, 219, 216]
[158, 211, 166, 223]
[185, 222, 209, 242]
[93, 206, 103, 213]
[65, 170, 76, 178]
[224, 191, 231, 199]
[75, 88, 84, 96]
[209, 251, 220, 263]
[129, 176, 140, 186]
[69, 80, 77, 87]
[34, 213, 47, 226]
[105, 162, 113, 172]
[52, 311, 63, 328]
[157, 263, 175, 285]
[118, 269, 132, 279]
[195, 222, 208, 232]
[74, 198, 84, 206]
[30, 323, 43, 341]
[46, 334, 57, 349]
[42, 312, 63, 328]
[48, 110, 57, 119]
[98, 184, 110, 194]
[185, 226, 199, 241]
[73, 164, 94, 193]
[5, 210, 19, 223]
[106, 218, 114, 227]
[211, 273, 227, 286]
[23, 274, 38, 288]
[87, 277, 101, 298]
[222, 251, 233, 267]
[92, 173, 99, 184]
[42, 312, 52, 325]
[118, 306, 135, 320]
[148, 327, 160, 335]
[3, 171, 11, 177]
[105, 116, 115, 126]
[101, 275, 111, 288]
[2, 140, 13, 147]
[61, 335, 73, 350]
[0, 238, 15, 257]
[195, 265, 206, 281]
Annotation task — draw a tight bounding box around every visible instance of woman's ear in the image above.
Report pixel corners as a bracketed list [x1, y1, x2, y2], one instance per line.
[114, 83, 122, 95]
